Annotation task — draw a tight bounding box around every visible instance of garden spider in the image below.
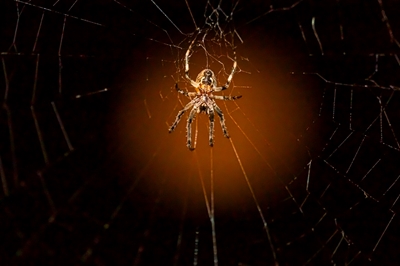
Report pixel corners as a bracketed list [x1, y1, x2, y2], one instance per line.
[168, 42, 242, 150]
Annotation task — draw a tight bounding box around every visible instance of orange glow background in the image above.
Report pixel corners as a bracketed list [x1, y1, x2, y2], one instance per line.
[3, 1, 399, 264]
[110, 30, 321, 217]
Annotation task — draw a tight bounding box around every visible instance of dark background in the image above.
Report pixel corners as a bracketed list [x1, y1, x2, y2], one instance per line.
[1, 0, 400, 265]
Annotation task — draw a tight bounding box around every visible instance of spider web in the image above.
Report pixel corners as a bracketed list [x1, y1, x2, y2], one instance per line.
[1, 0, 400, 265]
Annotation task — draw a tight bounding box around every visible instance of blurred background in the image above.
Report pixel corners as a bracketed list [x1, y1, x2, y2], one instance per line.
[1, 0, 400, 265]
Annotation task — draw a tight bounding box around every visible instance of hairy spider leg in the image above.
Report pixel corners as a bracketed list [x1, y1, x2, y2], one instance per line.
[213, 95, 242, 101]
[186, 106, 198, 150]
[185, 40, 199, 88]
[208, 109, 215, 147]
[214, 104, 230, 138]
[175, 83, 197, 97]
[172, 41, 241, 149]
[169, 101, 194, 133]
[214, 52, 238, 92]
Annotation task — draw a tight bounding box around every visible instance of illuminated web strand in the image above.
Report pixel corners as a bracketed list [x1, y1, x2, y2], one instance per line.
[2, 57, 9, 100]
[197, 43, 235, 77]
[194, 152, 211, 217]
[1, 57, 19, 186]
[301, 153, 395, 263]
[223, 101, 304, 213]
[383, 174, 400, 197]
[37, 171, 56, 213]
[360, 159, 381, 182]
[144, 99, 152, 119]
[56, 1, 76, 95]
[244, 0, 304, 25]
[310, 93, 397, 204]
[336, 0, 345, 46]
[133, 177, 168, 266]
[318, 87, 327, 117]
[345, 135, 366, 174]
[302, 72, 400, 91]
[322, 159, 379, 202]
[9, 1, 21, 53]
[113, 0, 176, 47]
[305, 159, 312, 191]
[394, 54, 400, 66]
[383, 110, 400, 149]
[68, 0, 78, 10]
[391, 193, 400, 209]
[331, 230, 345, 259]
[3, 104, 18, 186]
[31, 54, 40, 105]
[75, 88, 109, 99]
[150, 0, 186, 36]
[347, 251, 362, 264]
[51, 102, 74, 152]
[349, 89, 353, 130]
[77, 138, 164, 262]
[334, 221, 359, 254]
[377, 0, 395, 44]
[32, 11, 44, 53]
[305, 229, 339, 264]
[68, 136, 139, 205]
[332, 86, 336, 120]
[193, 229, 200, 266]
[194, 116, 199, 149]
[225, 86, 314, 217]
[15, 0, 103, 26]
[226, 109, 275, 174]
[184, 0, 198, 30]
[319, 182, 331, 200]
[228, 138, 278, 265]
[18, 174, 68, 257]
[1, 52, 96, 57]
[371, 212, 395, 254]
[298, 23, 311, 55]
[228, 99, 304, 188]
[364, 92, 394, 135]
[325, 132, 393, 207]
[210, 148, 218, 266]
[4, 0, 400, 264]
[0, 157, 9, 196]
[166, 100, 187, 129]
[326, 131, 353, 160]
[367, 54, 380, 80]
[15, 0, 182, 50]
[193, 150, 219, 265]
[58, 15, 66, 94]
[31, 105, 49, 165]
[378, 97, 384, 143]
[82, 146, 162, 263]
[311, 17, 324, 55]
[173, 174, 191, 266]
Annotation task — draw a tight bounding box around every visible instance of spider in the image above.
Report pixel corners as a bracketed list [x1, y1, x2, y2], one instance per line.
[168, 42, 242, 150]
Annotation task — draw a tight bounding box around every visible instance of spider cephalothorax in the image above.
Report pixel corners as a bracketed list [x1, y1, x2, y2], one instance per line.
[196, 69, 217, 90]
[168, 42, 241, 150]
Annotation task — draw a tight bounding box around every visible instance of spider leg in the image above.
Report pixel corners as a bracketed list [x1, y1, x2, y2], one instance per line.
[169, 101, 194, 133]
[175, 83, 197, 97]
[214, 54, 237, 92]
[185, 40, 200, 88]
[208, 109, 215, 147]
[213, 95, 242, 101]
[214, 104, 230, 138]
[186, 106, 198, 150]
